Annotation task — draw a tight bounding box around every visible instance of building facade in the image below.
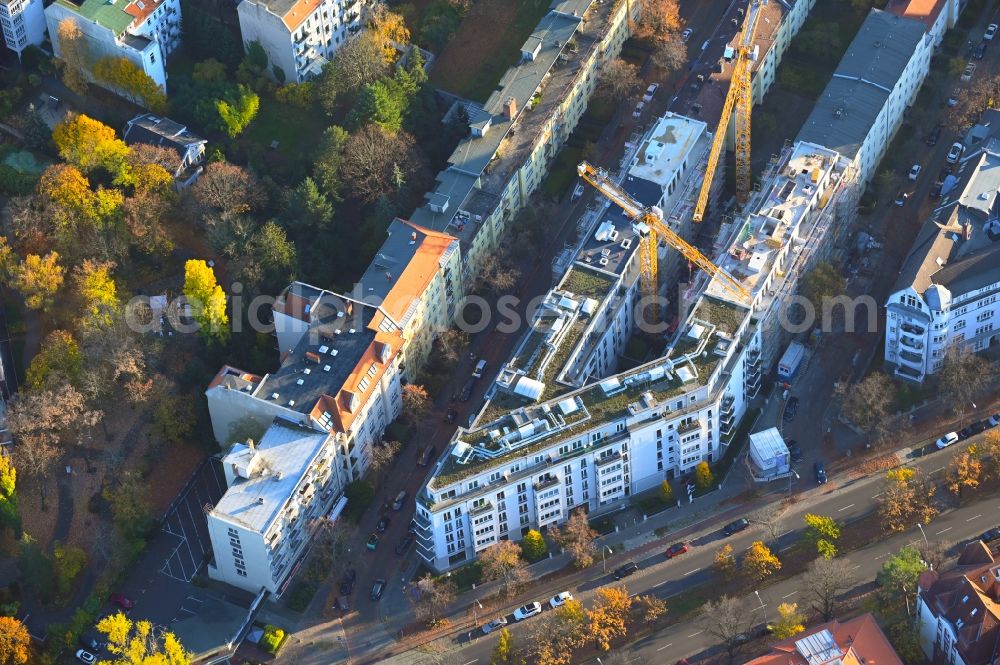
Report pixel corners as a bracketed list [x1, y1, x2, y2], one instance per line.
[236, 0, 367, 83]
[917, 540, 1000, 665]
[416, 140, 855, 572]
[205, 420, 345, 596]
[797, 9, 932, 185]
[45, 0, 181, 92]
[408, 0, 640, 283]
[884, 142, 1000, 383]
[0, 0, 45, 59]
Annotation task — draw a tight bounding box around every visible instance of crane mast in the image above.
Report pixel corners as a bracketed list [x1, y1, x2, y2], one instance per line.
[577, 163, 751, 319]
[692, 0, 764, 222]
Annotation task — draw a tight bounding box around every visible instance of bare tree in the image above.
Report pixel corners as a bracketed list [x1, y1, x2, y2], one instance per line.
[838, 372, 895, 443]
[410, 574, 457, 627]
[550, 509, 599, 568]
[340, 125, 428, 203]
[804, 557, 856, 621]
[651, 33, 687, 74]
[436, 328, 470, 365]
[949, 73, 1000, 129]
[915, 539, 949, 572]
[370, 439, 402, 477]
[402, 384, 432, 424]
[749, 504, 784, 552]
[474, 252, 521, 297]
[56, 18, 91, 95]
[937, 346, 990, 425]
[596, 59, 642, 102]
[700, 595, 750, 664]
[189, 161, 264, 218]
[479, 540, 530, 597]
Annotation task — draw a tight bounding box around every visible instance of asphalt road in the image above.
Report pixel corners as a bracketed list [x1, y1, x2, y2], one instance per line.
[445, 432, 999, 665]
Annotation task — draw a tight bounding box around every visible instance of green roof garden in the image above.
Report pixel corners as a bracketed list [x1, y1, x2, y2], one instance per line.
[56, 0, 135, 35]
[692, 297, 748, 337]
[561, 266, 616, 300]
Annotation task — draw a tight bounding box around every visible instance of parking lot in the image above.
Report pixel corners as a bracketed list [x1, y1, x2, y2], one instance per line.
[159, 456, 226, 583]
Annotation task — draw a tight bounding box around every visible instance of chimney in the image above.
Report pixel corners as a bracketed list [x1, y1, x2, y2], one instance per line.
[504, 97, 517, 120]
[410, 231, 417, 244]
[247, 438, 255, 451]
[963, 222, 973, 240]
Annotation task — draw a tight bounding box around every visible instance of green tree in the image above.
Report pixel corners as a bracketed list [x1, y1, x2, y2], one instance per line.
[0, 457, 19, 537]
[313, 125, 350, 202]
[26, 330, 83, 390]
[215, 85, 259, 137]
[800, 262, 845, 314]
[659, 479, 674, 504]
[183, 259, 229, 342]
[694, 461, 714, 491]
[285, 177, 334, 231]
[771, 602, 805, 639]
[192, 58, 227, 84]
[104, 470, 153, 542]
[349, 79, 406, 133]
[877, 545, 927, 607]
[151, 394, 197, 445]
[52, 542, 87, 598]
[520, 529, 548, 561]
[344, 480, 375, 521]
[801, 514, 841, 559]
[491, 627, 513, 665]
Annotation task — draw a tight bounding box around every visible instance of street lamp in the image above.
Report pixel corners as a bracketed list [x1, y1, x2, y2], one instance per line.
[473, 600, 483, 627]
[601, 545, 614, 573]
[787, 470, 800, 497]
[754, 590, 767, 626]
[917, 522, 929, 547]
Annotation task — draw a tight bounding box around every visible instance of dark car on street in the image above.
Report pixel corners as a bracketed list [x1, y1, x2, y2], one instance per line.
[339, 569, 357, 595]
[723, 518, 750, 536]
[981, 528, 1000, 544]
[613, 561, 639, 580]
[783, 397, 799, 422]
[376, 515, 391, 532]
[925, 123, 943, 146]
[814, 461, 828, 484]
[930, 180, 943, 198]
[787, 439, 802, 462]
[460, 378, 475, 401]
[976, 42, 987, 59]
[959, 420, 990, 440]
[445, 408, 458, 424]
[370, 579, 387, 601]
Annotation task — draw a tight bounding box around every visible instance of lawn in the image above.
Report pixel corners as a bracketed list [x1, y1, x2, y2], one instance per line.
[238, 100, 328, 184]
[429, 0, 552, 101]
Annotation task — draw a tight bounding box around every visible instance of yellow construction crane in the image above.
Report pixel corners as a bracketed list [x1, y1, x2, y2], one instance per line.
[577, 162, 751, 318]
[692, 0, 764, 221]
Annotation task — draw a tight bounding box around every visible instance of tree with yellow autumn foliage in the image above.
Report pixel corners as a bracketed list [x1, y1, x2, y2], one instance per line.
[586, 586, 632, 651]
[97, 612, 189, 664]
[0, 616, 30, 665]
[742, 540, 782, 584]
[183, 260, 229, 342]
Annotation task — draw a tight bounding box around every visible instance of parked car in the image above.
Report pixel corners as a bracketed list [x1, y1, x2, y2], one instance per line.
[472, 358, 487, 379]
[783, 396, 799, 421]
[980, 528, 1000, 544]
[681, 27, 694, 42]
[814, 461, 827, 484]
[665, 542, 690, 559]
[975, 42, 987, 59]
[76, 650, 97, 665]
[392, 491, 407, 511]
[513, 602, 543, 621]
[787, 440, 803, 462]
[395, 534, 414, 555]
[930, 180, 943, 199]
[948, 88, 961, 107]
[722, 518, 750, 536]
[366, 533, 379, 551]
[633, 101, 645, 118]
[614, 561, 640, 579]
[376, 515, 391, 532]
[444, 408, 458, 424]
[418, 445, 436, 467]
[336, 595, 350, 611]
[109, 592, 135, 610]
[986, 23, 998, 40]
[894, 191, 910, 206]
[370, 579, 387, 601]
[482, 617, 509, 634]
[339, 569, 357, 595]
[549, 591, 574, 609]
[643, 83, 659, 102]
[460, 378, 475, 401]
[935, 431, 959, 449]
[959, 420, 990, 439]
[79, 633, 104, 653]
[925, 123, 943, 146]
[947, 142, 965, 164]
[962, 62, 977, 82]
[988, 412, 1000, 427]
[908, 164, 922, 181]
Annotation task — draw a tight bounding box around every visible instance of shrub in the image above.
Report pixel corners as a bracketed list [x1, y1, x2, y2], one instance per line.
[519, 530, 547, 561]
[285, 582, 317, 612]
[344, 480, 375, 522]
[260, 624, 286, 654]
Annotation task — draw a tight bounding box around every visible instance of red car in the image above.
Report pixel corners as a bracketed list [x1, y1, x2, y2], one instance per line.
[109, 592, 135, 610]
[665, 542, 690, 559]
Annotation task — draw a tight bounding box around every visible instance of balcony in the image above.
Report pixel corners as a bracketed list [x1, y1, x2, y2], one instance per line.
[595, 451, 623, 468]
[678, 420, 700, 435]
[533, 475, 559, 491]
[901, 323, 925, 336]
[720, 394, 735, 416]
[469, 501, 494, 517]
[900, 335, 924, 351]
[898, 349, 924, 366]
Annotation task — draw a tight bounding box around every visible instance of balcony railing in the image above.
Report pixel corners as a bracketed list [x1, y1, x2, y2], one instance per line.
[678, 420, 700, 435]
[900, 336, 924, 351]
[899, 350, 924, 366]
[533, 475, 559, 491]
[595, 451, 623, 468]
[901, 323, 926, 336]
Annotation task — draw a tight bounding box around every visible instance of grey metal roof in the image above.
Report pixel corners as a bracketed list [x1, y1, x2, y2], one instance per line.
[797, 9, 926, 160]
[933, 242, 1000, 295]
[123, 113, 206, 160]
[958, 151, 1000, 219]
[212, 420, 329, 533]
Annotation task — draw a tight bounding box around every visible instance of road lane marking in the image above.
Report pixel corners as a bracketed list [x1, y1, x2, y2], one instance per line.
[654, 580, 668, 588]
[967, 514, 982, 522]
[657, 643, 674, 652]
[683, 568, 701, 576]
[688, 630, 704, 638]
[875, 553, 889, 560]
[850, 565, 862, 570]
[461, 660, 478, 665]
[933, 466, 945, 473]
[872, 493, 883, 499]
[782, 591, 798, 599]
[936, 527, 953, 535]
[837, 504, 855, 512]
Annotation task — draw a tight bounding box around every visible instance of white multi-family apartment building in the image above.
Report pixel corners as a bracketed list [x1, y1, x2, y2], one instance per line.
[885, 0, 962, 48]
[797, 9, 933, 185]
[236, 0, 367, 83]
[0, 0, 45, 59]
[916, 540, 1000, 665]
[416, 139, 856, 572]
[884, 121, 1000, 383]
[205, 419, 345, 596]
[45, 0, 181, 91]
[408, 0, 639, 282]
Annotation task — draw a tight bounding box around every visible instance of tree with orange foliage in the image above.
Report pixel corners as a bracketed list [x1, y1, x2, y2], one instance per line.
[947, 447, 982, 498]
[368, 4, 410, 62]
[636, 0, 683, 41]
[0, 616, 30, 665]
[586, 586, 632, 651]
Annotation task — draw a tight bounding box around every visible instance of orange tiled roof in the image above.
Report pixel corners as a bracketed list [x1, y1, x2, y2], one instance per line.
[124, 0, 164, 23]
[380, 220, 456, 324]
[885, 0, 947, 31]
[281, 0, 321, 31]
